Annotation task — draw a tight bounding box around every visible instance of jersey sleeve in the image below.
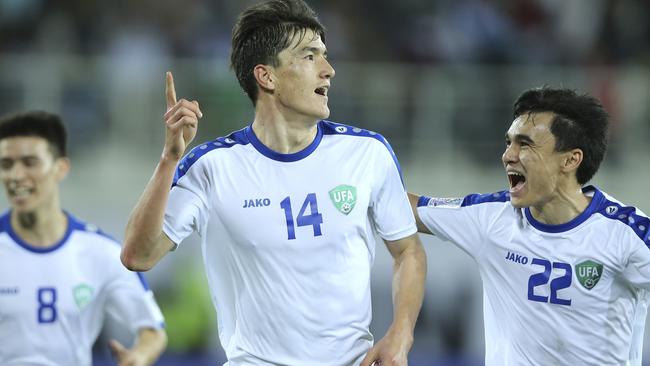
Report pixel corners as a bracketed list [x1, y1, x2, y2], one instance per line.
[369, 139, 417, 241]
[621, 215, 650, 290]
[416, 194, 501, 257]
[163, 154, 212, 246]
[104, 263, 165, 333]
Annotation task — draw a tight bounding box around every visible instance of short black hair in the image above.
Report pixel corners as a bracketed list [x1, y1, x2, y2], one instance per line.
[513, 87, 609, 185]
[0, 111, 67, 158]
[230, 0, 325, 104]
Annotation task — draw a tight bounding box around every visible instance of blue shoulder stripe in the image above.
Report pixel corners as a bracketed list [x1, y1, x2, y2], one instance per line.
[0, 211, 9, 234]
[67, 213, 121, 244]
[461, 190, 511, 207]
[321, 120, 404, 185]
[595, 190, 650, 245]
[417, 196, 431, 207]
[172, 128, 249, 188]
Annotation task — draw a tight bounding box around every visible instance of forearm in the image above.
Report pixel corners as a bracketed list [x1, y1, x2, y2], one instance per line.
[131, 328, 167, 366]
[122, 156, 177, 270]
[389, 238, 427, 343]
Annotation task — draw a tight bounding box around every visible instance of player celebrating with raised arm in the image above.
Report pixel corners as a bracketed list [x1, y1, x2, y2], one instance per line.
[121, 0, 426, 365]
[410, 87, 650, 366]
[0, 111, 166, 366]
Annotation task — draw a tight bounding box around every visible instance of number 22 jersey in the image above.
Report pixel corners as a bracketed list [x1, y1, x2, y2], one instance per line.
[417, 186, 650, 366]
[163, 120, 416, 366]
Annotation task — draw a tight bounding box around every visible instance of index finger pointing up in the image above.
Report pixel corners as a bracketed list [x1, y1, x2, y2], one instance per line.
[166, 71, 177, 109]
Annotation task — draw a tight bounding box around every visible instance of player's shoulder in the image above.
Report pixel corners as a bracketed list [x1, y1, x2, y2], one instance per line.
[321, 120, 387, 144]
[66, 212, 121, 249]
[320, 119, 397, 157]
[173, 127, 250, 182]
[0, 210, 10, 235]
[589, 186, 650, 244]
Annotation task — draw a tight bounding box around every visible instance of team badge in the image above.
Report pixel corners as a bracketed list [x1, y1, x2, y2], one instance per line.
[575, 260, 603, 290]
[73, 284, 94, 309]
[329, 184, 357, 215]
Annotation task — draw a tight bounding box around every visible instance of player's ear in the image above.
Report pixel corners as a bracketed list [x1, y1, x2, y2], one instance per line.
[561, 148, 583, 174]
[54, 157, 70, 181]
[253, 64, 275, 92]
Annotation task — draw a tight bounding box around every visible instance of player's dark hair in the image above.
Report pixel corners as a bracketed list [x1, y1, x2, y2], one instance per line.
[0, 111, 67, 158]
[231, 0, 325, 105]
[513, 87, 609, 185]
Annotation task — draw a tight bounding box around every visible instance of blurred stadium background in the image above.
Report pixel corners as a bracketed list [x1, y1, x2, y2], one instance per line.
[1, 0, 649, 365]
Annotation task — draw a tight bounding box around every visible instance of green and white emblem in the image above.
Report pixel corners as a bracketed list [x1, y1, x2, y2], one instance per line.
[329, 184, 357, 215]
[73, 284, 94, 310]
[575, 260, 603, 290]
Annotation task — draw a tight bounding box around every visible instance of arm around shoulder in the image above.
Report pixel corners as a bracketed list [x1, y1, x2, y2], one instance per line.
[408, 192, 432, 234]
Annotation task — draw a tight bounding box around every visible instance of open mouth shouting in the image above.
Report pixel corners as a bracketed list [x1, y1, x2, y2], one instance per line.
[314, 85, 329, 98]
[507, 171, 526, 195]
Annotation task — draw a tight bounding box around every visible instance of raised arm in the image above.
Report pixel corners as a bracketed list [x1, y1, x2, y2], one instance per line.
[121, 72, 203, 271]
[408, 192, 432, 234]
[361, 233, 427, 366]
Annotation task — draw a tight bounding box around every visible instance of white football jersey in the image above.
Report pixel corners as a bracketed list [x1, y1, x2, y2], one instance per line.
[164, 120, 416, 366]
[417, 186, 650, 366]
[0, 211, 164, 366]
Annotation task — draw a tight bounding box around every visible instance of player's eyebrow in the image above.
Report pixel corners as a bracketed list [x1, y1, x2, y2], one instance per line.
[301, 46, 327, 57]
[505, 133, 535, 145]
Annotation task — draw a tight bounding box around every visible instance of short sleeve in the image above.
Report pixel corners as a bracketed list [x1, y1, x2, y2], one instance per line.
[163, 154, 212, 245]
[369, 139, 417, 241]
[104, 267, 165, 333]
[416, 192, 509, 258]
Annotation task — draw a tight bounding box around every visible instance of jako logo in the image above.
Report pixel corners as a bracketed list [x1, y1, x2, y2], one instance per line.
[505, 251, 529, 265]
[243, 198, 271, 208]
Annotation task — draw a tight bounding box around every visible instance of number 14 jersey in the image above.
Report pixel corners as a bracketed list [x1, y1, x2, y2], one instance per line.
[163, 120, 416, 366]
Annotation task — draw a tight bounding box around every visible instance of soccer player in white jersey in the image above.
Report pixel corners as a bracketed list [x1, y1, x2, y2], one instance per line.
[410, 87, 650, 365]
[120, 0, 426, 365]
[0, 111, 167, 366]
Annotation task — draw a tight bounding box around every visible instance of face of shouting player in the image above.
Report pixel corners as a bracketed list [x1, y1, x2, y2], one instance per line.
[503, 112, 576, 210]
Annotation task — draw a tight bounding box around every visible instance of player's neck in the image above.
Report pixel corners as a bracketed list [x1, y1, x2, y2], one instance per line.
[252, 107, 319, 154]
[11, 204, 68, 249]
[529, 184, 591, 226]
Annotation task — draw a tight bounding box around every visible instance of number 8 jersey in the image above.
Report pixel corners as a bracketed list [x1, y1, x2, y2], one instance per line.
[417, 186, 650, 366]
[0, 211, 164, 366]
[163, 120, 416, 366]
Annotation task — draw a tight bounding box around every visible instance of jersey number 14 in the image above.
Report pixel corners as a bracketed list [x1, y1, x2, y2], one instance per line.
[280, 194, 323, 240]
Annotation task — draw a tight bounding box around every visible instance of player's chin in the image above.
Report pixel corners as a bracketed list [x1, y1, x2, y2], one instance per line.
[509, 196, 528, 209]
[316, 106, 330, 120]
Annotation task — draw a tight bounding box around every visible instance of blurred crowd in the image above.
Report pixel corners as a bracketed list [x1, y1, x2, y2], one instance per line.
[1, 0, 649, 65]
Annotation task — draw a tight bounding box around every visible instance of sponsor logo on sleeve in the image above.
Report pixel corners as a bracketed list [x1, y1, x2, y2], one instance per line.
[428, 197, 463, 208]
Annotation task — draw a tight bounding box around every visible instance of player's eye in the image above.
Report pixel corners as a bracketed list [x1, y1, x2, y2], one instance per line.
[0, 159, 12, 170]
[23, 157, 39, 167]
[305, 54, 314, 61]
